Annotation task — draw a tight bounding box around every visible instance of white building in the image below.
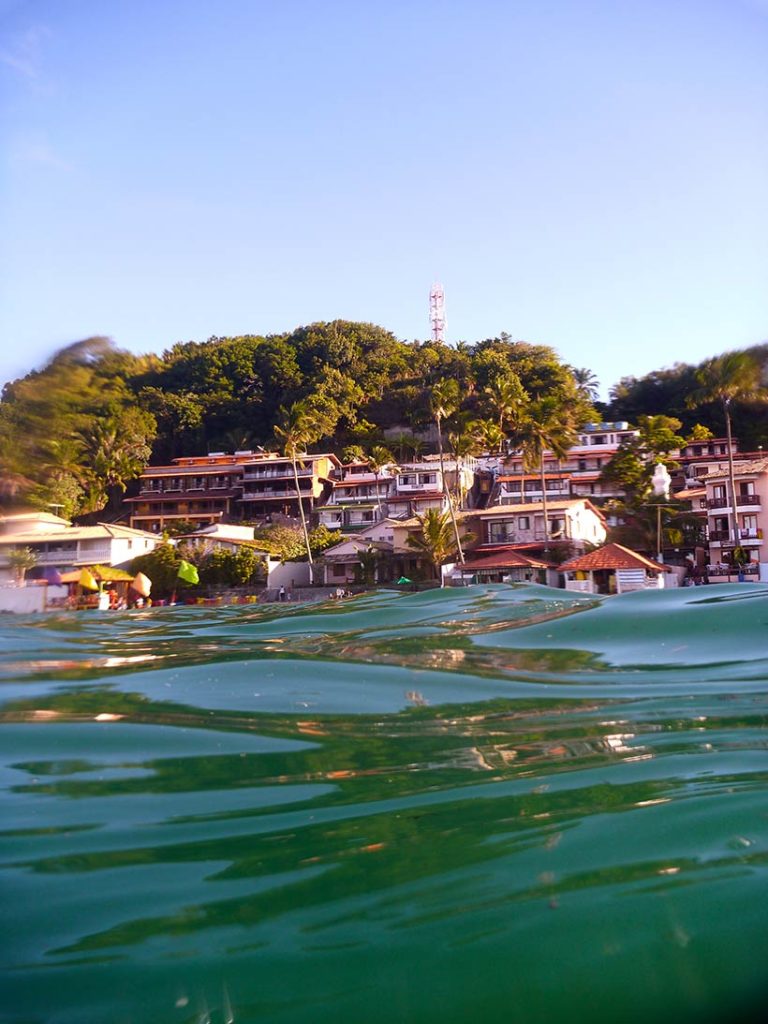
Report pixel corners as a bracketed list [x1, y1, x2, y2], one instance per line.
[0, 511, 162, 585]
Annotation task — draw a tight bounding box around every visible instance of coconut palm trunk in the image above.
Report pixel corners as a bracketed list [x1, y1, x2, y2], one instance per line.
[430, 381, 465, 568]
[436, 416, 465, 565]
[290, 450, 314, 585]
[540, 454, 549, 545]
[723, 399, 740, 550]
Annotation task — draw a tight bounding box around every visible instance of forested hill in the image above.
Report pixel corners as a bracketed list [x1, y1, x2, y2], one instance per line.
[1, 321, 766, 520]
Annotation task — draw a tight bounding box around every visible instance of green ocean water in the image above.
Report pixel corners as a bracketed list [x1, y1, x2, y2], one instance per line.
[1, 583, 767, 1024]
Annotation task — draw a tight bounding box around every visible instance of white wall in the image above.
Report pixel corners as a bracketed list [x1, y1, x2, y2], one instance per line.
[0, 585, 48, 613]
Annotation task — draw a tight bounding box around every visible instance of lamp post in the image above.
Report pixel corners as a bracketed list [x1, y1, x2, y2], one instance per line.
[651, 463, 672, 562]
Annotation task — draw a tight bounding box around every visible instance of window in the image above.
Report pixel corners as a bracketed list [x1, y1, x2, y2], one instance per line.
[518, 516, 530, 530]
[489, 522, 515, 543]
[332, 564, 346, 577]
[742, 515, 758, 537]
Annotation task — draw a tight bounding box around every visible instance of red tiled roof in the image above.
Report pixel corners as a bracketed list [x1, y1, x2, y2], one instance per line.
[461, 546, 552, 570]
[559, 543, 671, 572]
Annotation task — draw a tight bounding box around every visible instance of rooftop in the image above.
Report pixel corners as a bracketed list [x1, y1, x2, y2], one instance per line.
[559, 543, 670, 573]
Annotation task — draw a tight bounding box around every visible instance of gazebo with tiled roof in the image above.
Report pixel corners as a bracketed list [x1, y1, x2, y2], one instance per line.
[559, 542, 673, 595]
[456, 545, 553, 584]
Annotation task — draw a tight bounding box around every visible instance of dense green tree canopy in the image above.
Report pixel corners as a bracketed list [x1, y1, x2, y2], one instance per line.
[3, 324, 767, 523]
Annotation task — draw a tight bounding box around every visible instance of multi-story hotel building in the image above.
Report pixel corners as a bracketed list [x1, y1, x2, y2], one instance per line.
[125, 452, 260, 533]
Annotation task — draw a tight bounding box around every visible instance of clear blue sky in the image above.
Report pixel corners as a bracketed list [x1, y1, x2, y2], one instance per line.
[1, 0, 766, 399]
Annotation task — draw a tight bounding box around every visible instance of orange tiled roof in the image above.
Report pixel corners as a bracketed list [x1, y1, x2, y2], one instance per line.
[461, 546, 552, 571]
[559, 543, 670, 573]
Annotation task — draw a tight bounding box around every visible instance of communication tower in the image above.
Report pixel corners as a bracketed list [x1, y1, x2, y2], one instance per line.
[429, 282, 446, 342]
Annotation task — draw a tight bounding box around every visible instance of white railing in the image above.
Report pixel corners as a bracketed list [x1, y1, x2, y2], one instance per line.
[243, 467, 312, 480]
[241, 489, 306, 500]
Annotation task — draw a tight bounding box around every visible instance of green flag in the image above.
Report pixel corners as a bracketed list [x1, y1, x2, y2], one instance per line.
[177, 560, 199, 585]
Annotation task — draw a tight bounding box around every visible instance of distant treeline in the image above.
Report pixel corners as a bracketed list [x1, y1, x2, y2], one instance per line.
[1, 320, 766, 519]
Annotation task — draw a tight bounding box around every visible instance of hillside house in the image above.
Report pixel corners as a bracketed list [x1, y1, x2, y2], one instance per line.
[239, 453, 340, 520]
[704, 457, 768, 582]
[126, 452, 264, 532]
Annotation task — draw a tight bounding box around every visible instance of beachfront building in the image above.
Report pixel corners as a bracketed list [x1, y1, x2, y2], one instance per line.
[239, 453, 340, 520]
[318, 519, 399, 585]
[0, 511, 161, 584]
[703, 457, 768, 583]
[559, 543, 673, 594]
[454, 547, 552, 585]
[466, 499, 607, 551]
[126, 452, 263, 533]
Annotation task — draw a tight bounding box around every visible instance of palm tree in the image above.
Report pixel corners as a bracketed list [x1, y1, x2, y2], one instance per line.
[391, 431, 424, 462]
[572, 367, 600, 403]
[483, 373, 527, 450]
[406, 508, 472, 585]
[687, 352, 767, 550]
[8, 546, 37, 584]
[430, 380, 465, 564]
[367, 445, 396, 521]
[448, 414, 484, 508]
[475, 418, 504, 455]
[274, 401, 322, 584]
[516, 395, 577, 547]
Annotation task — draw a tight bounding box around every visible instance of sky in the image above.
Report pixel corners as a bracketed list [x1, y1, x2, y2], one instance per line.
[1, 0, 767, 400]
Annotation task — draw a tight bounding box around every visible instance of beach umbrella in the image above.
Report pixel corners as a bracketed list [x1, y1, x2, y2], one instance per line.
[177, 559, 199, 585]
[131, 572, 152, 597]
[396, 576, 412, 585]
[43, 567, 63, 586]
[79, 568, 99, 591]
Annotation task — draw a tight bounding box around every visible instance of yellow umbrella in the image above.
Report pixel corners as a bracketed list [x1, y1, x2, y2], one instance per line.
[79, 568, 100, 592]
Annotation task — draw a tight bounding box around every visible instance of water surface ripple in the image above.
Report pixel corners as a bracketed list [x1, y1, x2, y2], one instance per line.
[1, 584, 767, 1023]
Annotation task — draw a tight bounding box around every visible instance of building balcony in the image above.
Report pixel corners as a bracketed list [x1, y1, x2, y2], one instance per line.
[240, 489, 309, 501]
[396, 482, 441, 494]
[327, 491, 383, 504]
[487, 532, 517, 544]
[242, 466, 312, 480]
[708, 494, 761, 509]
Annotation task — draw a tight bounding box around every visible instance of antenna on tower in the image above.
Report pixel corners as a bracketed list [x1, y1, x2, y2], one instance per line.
[429, 282, 446, 342]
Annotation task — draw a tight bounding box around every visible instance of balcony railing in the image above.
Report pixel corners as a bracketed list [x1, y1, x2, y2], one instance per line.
[241, 488, 309, 501]
[708, 494, 761, 509]
[242, 467, 312, 480]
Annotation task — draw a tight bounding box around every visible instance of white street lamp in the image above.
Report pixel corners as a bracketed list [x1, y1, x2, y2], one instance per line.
[651, 464, 672, 562]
